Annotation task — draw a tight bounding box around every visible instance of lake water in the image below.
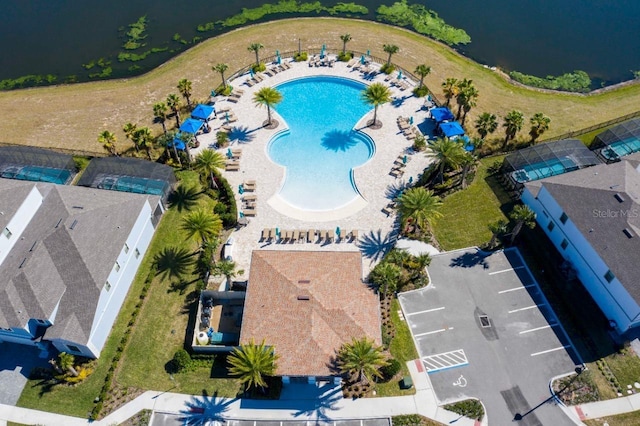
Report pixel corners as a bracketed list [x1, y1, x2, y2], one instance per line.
[1, 0, 639, 87]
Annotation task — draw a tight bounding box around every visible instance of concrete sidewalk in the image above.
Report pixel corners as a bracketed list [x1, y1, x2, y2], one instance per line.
[571, 393, 640, 422]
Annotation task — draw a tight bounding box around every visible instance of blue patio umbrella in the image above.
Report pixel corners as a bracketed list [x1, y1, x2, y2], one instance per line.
[227, 148, 233, 158]
[277, 55, 282, 65]
[366, 49, 370, 56]
[276, 228, 280, 237]
[249, 68, 254, 78]
[403, 155, 408, 164]
[191, 104, 214, 121]
[225, 112, 230, 122]
[360, 55, 366, 64]
[409, 176, 413, 184]
[238, 184, 244, 194]
[320, 44, 326, 58]
[409, 116, 414, 125]
[397, 70, 403, 79]
[336, 226, 341, 237]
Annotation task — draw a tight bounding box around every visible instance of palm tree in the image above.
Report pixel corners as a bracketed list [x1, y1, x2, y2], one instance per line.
[340, 33, 352, 54]
[361, 82, 391, 127]
[194, 149, 225, 188]
[427, 137, 467, 183]
[337, 337, 388, 385]
[382, 44, 399, 66]
[488, 219, 508, 249]
[153, 102, 169, 134]
[58, 352, 78, 377]
[247, 43, 264, 67]
[396, 187, 443, 234]
[181, 209, 223, 247]
[474, 112, 498, 140]
[529, 112, 551, 144]
[503, 110, 525, 149]
[123, 122, 137, 151]
[460, 85, 479, 126]
[212, 259, 244, 285]
[131, 127, 154, 160]
[98, 130, 117, 156]
[213, 63, 229, 91]
[157, 130, 182, 165]
[166, 93, 182, 127]
[370, 262, 402, 297]
[454, 78, 473, 120]
[414, 64, 431, 89]
[168, 185, 201, 211]
[177, 79, 193, 107]
[509, 204, 536, 244]
[459, 151, 476, 188]
[441, 77, 459, 108]
[253, 87, 283, 126]
[228, 339, 279, 393]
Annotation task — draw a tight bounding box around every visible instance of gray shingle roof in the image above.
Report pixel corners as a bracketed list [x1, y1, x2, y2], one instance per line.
[0, 178, 160, 346]
[524, 153, 640, 303]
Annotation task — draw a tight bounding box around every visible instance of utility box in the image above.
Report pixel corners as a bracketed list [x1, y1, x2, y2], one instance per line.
[400, 376, 413, 389]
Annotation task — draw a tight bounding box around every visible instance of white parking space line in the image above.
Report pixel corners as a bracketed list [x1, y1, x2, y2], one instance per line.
[422, 349, 468, 372]
[531, 345, 571, 357]
[406, 306, 445, 316]
[414, 327, 451, 338]
[488, 266, 525, 275]
[498, 284, 536, 294]
[519, 325, 552, 334]
[508, 304, 543, 314]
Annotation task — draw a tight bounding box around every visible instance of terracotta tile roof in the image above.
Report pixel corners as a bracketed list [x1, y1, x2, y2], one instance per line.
[241, 250, 381, 377]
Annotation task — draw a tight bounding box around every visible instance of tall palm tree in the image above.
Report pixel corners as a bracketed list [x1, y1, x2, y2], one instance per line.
[58, 352, 78, 377]
[98, 130, 117, 156]
[427, 137, 467, 183]
[414, 64, 431, 89]
[529, 112, 551, 144]
[228, 339, 279, 393]
[132, 127, 154, 160]
[488, 219, 508, 249]
[253, 87, 283, 126]
[369, 262, 402, 297]
[123, 122, 137, 151]
[213, 63, 229, 91]
[382, 44, 399, 66]
[396, 187, 443, 234]
[213, 259, 244, 285]
[177, 78, 193, 107]
[157, 130, 182, 166]
[459, 151, 476, 188]
[181, 209, 222, 247]
[503, 110, 525, 149]
[361, 82, 391, 127]
[460, 85, 479, 126]
[194, 149, 225, 188]
[441, 77, 459, 108]
[337, 337, 388, 385]
[454, 78, 473, 120]
[247, 43, 264, 67]
[166, 93, 182, 127]
[474, 112, 498, 140]
[340, 33, 352, 54]
[509, 204, 536, 244]
[153, 102, 169, 134]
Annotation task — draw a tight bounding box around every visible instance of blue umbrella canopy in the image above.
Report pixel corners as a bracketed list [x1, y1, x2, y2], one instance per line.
[430, 107, 455, 123]
[191, 104, 214, 121]
[440, 121, 465, 138]
[169, 137, 186, 151]
[179, 118, 204, 134]
[360, 55, 366, 64]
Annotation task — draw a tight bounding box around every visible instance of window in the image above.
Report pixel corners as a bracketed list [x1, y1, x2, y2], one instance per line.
[560, 239, 568, 250]
[114, 262, 120, 272]
[2, 227, 12, 239]
[105, 281, 111, 292]
[66, 345, 81, 353]
[560, 212, 568, 224]
[135, 248, 140, 259]
[547, 221, 555, 231]
[124, 243, 129, 254]
[604, 270, 615, 283]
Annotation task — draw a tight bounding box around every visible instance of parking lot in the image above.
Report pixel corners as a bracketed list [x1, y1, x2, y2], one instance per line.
[399, 248, 581, 426]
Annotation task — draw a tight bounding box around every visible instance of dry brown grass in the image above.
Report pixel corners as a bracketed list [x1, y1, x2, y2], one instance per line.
[2, 18, 640, 154]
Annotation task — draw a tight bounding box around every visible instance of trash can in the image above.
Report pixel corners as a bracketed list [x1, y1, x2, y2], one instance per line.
[400, 376, 413, 390]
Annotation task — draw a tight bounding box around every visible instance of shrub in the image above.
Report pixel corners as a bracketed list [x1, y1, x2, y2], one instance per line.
[412, 134, 427, 152]
[509, 70, 591, 93]
[380, 63, 396, 74]
[90, 402, 103, 420]
[337, 51, 353, 62]
[413, 85, 429, 98]
[380, 358, 402, 380]
[294, 52, 308, 62]
[172, 349, 192, 372]
[252, 62, 266, 72]
[444, 399, 484, 421]
[392, 414, 425, 426]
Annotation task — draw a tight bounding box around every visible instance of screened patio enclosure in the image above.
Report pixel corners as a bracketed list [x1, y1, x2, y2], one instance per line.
[592, 118, 640, 163]
[76, 157, 176, 201]
[501, 139, 601, 190]
[0, 146, 76, 184]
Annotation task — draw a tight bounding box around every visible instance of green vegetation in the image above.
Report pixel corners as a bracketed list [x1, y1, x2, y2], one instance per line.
[392, 414, 444, 426]
[584, 411, 640, 426]
[509, 70, 592, 93]
[0, 74, 57, 90]
[197, 22, 215, 32]
[444, 399, 484, 421]
[122, 16, 148, 50]
[377, 0, 470, 46]
[328, 2, 368, 14]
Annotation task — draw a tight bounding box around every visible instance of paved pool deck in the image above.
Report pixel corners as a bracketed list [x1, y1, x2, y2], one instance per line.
[190, 57, 435, 280]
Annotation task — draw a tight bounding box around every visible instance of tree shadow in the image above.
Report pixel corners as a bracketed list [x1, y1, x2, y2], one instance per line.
[178, 392, 235, 426]
[357, 229, 399, 261]
[321, 129, 359, 152]
[228, 126, 256, 144]
[168, 185, 202, 212]
[391, 96, 408, 108]
[291, 384, 343, 421]
[385, 180, 411, 200]
[449, 249, 489, 269]
[154, 247, 195, 280]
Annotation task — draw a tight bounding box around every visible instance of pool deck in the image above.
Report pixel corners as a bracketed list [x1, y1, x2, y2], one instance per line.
[190, 57, 435, 279]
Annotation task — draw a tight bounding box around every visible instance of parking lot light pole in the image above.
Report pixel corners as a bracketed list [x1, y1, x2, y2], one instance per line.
[513, 366, 584, 421]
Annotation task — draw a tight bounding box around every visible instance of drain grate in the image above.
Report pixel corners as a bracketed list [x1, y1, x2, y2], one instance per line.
[479, 315, 491, 328]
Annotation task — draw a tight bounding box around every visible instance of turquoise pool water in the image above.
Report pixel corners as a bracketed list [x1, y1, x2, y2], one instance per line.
[0, 165, 72, 184]
[512, 157, 578, 183]
[268, 76, 374, 211]
[601, 137, 640, 160]
[98, 176, 167, 196]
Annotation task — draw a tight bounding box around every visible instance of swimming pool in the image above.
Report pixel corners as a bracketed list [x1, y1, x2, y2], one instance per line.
[267, 76, 374, 211]
[98, 176, 167, 196]
[0, 165, 73, 184]
[600, 137, 640, 161]
[511, 157, 578, 183]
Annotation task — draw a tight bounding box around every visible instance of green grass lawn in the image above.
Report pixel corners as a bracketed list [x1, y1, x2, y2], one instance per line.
[374, 299, 418, 397]
[432, 156, 510, 251]
[584, 411, 640, 426]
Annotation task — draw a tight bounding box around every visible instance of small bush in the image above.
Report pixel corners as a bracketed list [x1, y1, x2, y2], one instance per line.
[380, 358, 402, 380]
[412, 135, 427, 152]
[380, 63, 396, 74]
[413, 86, 429, 97]
[392, 414, 425, 426]
[252, 62, 266, 72]
[90, 402, 103, 420]
[337, 51, 353, 62]
[172, 349, 192, 372]
[294, 52, 308, 62]
[444, 399, 484, 421]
